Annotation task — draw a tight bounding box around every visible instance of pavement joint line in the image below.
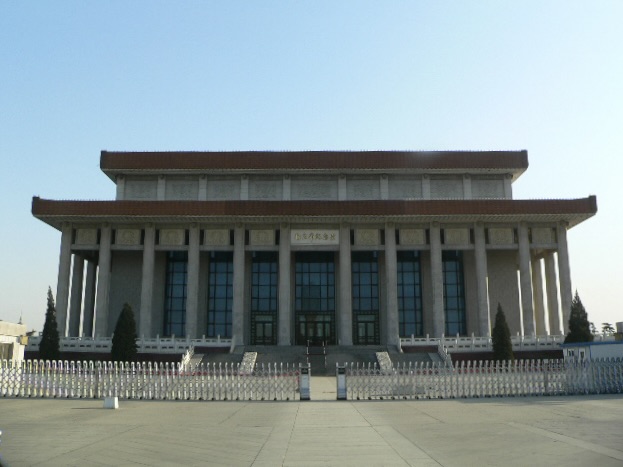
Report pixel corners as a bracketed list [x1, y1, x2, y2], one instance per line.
[507, 421, 623, 461]
[275, 402, 301, 467]
[27, 424, 143, 467]
[218, 400, 251, 424]
[353, 403, 443, 467]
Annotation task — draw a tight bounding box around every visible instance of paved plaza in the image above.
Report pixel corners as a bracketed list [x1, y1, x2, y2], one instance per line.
[1, 377, 622, 466]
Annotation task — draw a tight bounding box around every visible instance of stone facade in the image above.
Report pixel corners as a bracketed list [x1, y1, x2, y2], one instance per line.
[32, 150, 597, 347]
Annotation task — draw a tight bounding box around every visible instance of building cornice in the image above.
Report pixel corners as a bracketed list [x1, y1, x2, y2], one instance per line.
[32, 196, 597, 230]
[100, 150, 529, 181]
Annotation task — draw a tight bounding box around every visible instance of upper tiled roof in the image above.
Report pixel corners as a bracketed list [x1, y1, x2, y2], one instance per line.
[100, 150, 529, 177]
[32, 196, 597, 230]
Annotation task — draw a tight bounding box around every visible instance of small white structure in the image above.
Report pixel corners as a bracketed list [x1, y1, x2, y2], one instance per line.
[103, 396, 119, 409]
[561, 340, 623, 362]
[0, 320, 27, 361]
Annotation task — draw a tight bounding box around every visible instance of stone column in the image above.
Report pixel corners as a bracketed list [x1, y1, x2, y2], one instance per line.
[140, 225, 155, 338]
[278, 224, 292, 345]
[68, 255, 85, 337]
[544, 252, 562, 335]
[338, 175, 347, 200]
[532, 257, 546, 335]
[463, 175, 472, 199]
[339, 224, 353, 345]
[380, 175, 389, 200]
[231, 226, 246, 347]
[503, 174, 513, 198]
[384, 223, 399, 346]
[115, 175, 125, 200]
[94, 225, 112, 337]
[82, 260, 97, 337]
[240, 176, 249, 200]
[198, 175, 207, 200]
[422, 175, 431, 199]
[474, 224, 490, 336]
[518, 223, 535, 336]
[157, 175, 166, 200]
[282, 175, 291, 201]
[185, 225, 200, 339]
[55, 223, 73, 337]
[430, 223, 444, 337]
[557, 222, 572, 333]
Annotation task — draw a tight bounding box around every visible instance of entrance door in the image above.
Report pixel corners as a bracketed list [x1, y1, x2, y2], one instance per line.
[294, 252, 336, 345]
[354, 314, 378, 345]
[296, 314, 334, 345]
[251, 315, 276, 345]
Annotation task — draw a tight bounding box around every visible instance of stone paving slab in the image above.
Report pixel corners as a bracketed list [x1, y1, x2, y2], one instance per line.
[1, 392, 622, 466]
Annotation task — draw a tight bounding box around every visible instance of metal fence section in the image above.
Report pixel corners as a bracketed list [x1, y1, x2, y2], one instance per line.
[0, 360, 300, 401]
[344, 358, 623, 400]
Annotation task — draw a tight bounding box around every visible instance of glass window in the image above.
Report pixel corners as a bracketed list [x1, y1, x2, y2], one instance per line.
[250, 252, 278, 344]
[295, 252, 335, 313]
[163, 251, 188, 337]
[207, 252, 233, 337]
[397, 251, 423, 337]
[352, 252, 380, 344]
[443, 250, 466, 336]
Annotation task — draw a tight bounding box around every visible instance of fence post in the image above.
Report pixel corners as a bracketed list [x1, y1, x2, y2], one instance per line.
[299, 363, 311, 400]
[336, 364, 347, 400]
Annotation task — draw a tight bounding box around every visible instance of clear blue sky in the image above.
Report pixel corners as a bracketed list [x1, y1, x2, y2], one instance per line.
[1, 2, 621, 333]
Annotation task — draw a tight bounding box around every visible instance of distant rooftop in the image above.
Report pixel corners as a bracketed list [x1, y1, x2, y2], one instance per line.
[100, 150, 529, 179]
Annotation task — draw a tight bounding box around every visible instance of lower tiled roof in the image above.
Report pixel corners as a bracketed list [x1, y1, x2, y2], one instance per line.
[32, 196, 597, 230]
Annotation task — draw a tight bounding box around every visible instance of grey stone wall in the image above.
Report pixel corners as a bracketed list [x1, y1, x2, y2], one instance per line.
[108, 251, 143, 333]
[487, 250, 522, 335]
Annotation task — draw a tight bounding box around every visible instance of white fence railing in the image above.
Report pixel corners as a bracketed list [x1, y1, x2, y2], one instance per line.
[26, 335, 232, 354]
[399, 334, 616, 352]
[344, 358, 623, 400]
[0, 360, 299, 401]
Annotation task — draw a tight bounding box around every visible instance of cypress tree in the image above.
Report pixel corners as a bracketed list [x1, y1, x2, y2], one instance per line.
[564, 291, 593, 343]
[39, 287, 60, 361]
[491, 303, 513, 361]
[111, 303, 138, 362]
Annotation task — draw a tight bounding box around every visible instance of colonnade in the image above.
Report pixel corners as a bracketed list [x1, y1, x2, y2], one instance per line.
[54, 221, 573, 344]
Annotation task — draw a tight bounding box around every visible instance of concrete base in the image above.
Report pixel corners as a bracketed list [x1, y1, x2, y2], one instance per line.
[103, 396, 119, 409]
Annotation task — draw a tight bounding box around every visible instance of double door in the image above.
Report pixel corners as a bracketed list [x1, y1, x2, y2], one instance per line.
[295, 313, 335, 345]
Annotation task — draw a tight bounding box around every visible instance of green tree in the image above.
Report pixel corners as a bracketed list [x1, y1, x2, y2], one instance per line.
[590, 322, 597, 335]
[39, 287, 60, 361]
[111, 303, 138, 362]
[601, 323, 615, 335]
[491, 303, 514, 361]
[564, 291, 593, 343]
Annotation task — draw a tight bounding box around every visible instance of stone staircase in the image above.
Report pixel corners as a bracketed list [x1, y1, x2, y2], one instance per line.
[194, 345, 436, 373]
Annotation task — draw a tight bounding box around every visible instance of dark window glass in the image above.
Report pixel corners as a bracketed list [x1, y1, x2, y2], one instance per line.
[352, 252, 380, 344]
[207, 252, 233, 337]
[443, 250, 466, 336]
[250, 252, 278, 344]
[397, 251, 423, 337]
[295, 252, 335, 313]
[163, 251, 188, 337]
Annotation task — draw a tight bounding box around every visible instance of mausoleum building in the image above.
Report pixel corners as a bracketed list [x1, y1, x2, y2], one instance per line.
[31, 150, 597, 348]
